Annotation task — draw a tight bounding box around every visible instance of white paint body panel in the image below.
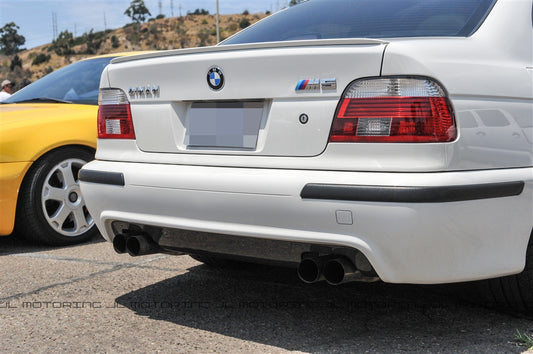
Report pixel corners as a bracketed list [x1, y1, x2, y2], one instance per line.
[83, 0, 533, 283]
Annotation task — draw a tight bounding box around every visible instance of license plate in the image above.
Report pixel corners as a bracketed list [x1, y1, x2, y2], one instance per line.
[186, 101, 264, 149]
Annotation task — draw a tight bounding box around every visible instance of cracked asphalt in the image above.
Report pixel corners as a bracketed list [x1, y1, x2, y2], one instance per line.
[1, 233, 533, 353]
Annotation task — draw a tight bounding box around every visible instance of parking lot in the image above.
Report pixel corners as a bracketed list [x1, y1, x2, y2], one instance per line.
[1, 232, 533, 353]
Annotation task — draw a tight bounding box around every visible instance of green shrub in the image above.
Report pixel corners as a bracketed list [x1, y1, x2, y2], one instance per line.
[111, 35, 120, 48]
[239, 18, 251, 29]
[31, 53, 51, 66]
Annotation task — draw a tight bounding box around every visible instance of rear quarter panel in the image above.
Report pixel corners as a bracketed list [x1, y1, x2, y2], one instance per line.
[381, 0, 533, 170]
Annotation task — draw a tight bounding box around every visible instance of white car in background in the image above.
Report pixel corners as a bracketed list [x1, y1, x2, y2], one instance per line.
[80, 0, 533, 311]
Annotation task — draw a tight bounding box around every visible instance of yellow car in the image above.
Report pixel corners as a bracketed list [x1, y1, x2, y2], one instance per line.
[0, 53, 141, 245]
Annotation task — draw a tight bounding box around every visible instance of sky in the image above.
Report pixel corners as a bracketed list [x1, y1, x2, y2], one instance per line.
[1, 0, 289, 50]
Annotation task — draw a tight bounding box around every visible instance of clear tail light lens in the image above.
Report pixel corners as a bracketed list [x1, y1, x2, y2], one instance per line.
[97, 88, 136, 139]
[329, 77, 456, 143]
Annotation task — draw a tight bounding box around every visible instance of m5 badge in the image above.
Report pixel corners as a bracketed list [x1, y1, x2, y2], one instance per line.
[295, 78, 337, 92]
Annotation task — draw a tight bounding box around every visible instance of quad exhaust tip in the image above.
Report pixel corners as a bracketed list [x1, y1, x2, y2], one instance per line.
[112, 233, 161, 256]
[297, 257, 326, 284]
[297, 253, 378, 285]
[112, 233, 128, 254]
[114, 232, 378, 284]
[323, 257, 362, 285]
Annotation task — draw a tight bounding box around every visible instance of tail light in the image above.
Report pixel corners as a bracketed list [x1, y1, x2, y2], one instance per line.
[97, 88, 135, 139]
[329, 77, 456, 143]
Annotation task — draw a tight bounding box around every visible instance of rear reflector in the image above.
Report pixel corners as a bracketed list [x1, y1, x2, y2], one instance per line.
[98, 88, 135, 139]
[330, 77, 456, 143]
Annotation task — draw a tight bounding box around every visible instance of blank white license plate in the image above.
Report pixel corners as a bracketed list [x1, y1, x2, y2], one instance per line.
[186, 101, 263, 149]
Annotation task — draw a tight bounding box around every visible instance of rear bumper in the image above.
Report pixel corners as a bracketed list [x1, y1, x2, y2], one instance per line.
[80, 161, 533, 284]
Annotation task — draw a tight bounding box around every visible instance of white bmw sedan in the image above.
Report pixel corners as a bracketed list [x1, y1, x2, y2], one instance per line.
[80, 0, 533, 311]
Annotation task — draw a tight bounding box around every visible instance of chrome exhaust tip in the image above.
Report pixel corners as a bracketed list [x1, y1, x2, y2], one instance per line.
[297, 257, 324, 283]
[125, 235, 161, 256]
[112, 233, 128, 254]
[323, 257, 362, 285]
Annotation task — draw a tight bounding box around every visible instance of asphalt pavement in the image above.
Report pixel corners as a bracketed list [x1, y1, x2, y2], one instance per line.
[1, 233, 533, 353]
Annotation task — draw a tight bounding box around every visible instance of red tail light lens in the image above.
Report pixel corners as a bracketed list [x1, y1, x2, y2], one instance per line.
[330, 77, 456, 143]
[97, 88, 136, 139]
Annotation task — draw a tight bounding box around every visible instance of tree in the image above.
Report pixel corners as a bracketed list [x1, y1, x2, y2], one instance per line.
[188, 9, 209, 15]
[51, 30, 75, 56]
[10, 54, 22, 71]
[124, 0, 152, 24]
[84, 29, 104, 54]
[0, 22, 26, 55]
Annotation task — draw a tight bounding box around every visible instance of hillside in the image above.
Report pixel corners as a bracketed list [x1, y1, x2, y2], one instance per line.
[1, 12, 267, 86]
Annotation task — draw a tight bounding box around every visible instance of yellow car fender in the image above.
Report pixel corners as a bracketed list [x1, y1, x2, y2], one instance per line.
[0, 103, 98, 235]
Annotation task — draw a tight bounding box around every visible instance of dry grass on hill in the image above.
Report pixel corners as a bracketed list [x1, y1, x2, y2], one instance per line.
[1, 13, 267, 86]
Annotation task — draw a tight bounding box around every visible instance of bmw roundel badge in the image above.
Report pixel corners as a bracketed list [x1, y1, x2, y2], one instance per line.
[207, 66, 224, 91]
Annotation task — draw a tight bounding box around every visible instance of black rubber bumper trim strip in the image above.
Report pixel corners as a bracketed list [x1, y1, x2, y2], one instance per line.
[79, 169, 125, 186]
[300, 181, 524, 203]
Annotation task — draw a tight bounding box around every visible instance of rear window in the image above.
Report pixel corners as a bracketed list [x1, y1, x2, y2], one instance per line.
[222, 0, 497, 45]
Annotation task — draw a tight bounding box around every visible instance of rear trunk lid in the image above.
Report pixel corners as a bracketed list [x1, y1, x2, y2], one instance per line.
[105, 39, 387, 157]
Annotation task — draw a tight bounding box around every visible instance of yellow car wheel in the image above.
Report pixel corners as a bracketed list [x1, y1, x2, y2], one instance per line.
[15, 147, 99, 246]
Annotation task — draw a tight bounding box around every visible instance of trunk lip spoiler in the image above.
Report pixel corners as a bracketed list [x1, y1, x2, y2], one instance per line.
[110, 38, 389, 64]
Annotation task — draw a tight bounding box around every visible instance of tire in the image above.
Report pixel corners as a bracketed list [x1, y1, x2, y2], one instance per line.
[15, 147, 99, 246]
[469, 230, 533, 314]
